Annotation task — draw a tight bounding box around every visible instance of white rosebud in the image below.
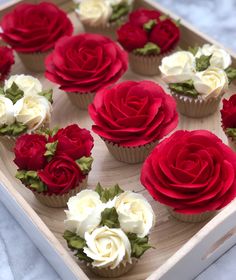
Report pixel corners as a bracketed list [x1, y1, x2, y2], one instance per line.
[193, 67, 228, 99]
[159, 51, 196, 83]
[14, 95, 51, 131]
[84, 226, 132, 269]
[4, 75, 42, 96]
[195, 44, 216, 58]
[65, 190, 103, 238]
[115, 191, 155, 238]
[0, 96, 15, 127]
[76, 0, 112, 27]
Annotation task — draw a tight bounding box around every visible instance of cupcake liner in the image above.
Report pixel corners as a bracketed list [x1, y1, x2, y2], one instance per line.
[0, 135, 16, 151]
[33, 177, 88, 208]
[104, 139, 158, 164]
[67, 92, 96, 110]
[17, 50, 51, 73]
[171, 92, 223, 118]
[168, 207, 216, 223]
[128, 49, 175, 76]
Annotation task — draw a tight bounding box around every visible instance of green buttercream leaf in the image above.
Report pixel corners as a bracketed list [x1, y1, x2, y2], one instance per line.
[38, 89, 53, 103]
[36, 127, 59, 138]
[100, 207, 120, 228]
[159, 14, 169, 21]
[0, 87, 4, 95]
[15, 170, 46, 192]
[174, 18, 181, 27]
[110, 3, 130, 22]
[75, 251, 93, 263]
[0, 122, 27, 136]
[169, 80, 198, 98]
[225, 67, 236, 84]
[143, 19, 157, 31]
[196, 54, 211, 71]
[127, 233, 153, 258]
[44, 141, 58, 159]
[95, 183, 124, 203]
[134, 42, 161, 56]
[76, 156, 93, 175]
[188, 46, 199, 56]
[5, 82, 24, 104]
[226, 128, 236, 139]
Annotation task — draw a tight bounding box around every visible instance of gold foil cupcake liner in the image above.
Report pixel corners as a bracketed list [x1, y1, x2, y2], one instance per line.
[17, 50, 51, 73]
[168, 207, 216, 223]
[33, 177, 88, 208]
[171, 93, 223, 118]
[67, 92, 96, 110]
[104, 140, 158, 164]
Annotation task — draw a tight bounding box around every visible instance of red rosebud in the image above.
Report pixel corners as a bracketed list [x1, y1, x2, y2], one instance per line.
[14, 134, 47, 170]
[221, 94, 236, 129]
[0, 46, 14, 81]
[45, 34, 128, 93]
[141, 130, 236, 214]
[89, 80, 178, 146]
[1, 2, 73, 52]
[129, 8, 162, 27]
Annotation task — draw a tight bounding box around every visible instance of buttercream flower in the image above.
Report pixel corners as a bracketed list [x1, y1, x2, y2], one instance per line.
[65, 190, 103, 238]
[0, 95, 15, 127]
[115, 191, 155, 237]
[221, 94, 236, 130]
[141, 130, 236, 214]
[4, 75, 42, 96]
[84, 226, 132, 269]
[0, 47, 14, 82]
[159, 51, 196, 83]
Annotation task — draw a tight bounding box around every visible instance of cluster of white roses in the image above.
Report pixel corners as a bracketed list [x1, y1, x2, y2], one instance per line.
[75, 0, 133, 27]
[0, 74, 52, 133]
[160, 44, 233, 99]
[64, 189, 155, 269]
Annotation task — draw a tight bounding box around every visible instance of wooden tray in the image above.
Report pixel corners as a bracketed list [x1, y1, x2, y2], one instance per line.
[1, 1, 236, 279]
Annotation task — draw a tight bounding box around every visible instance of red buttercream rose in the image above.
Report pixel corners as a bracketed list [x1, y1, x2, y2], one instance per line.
[0, 47, 14, 81]
[14, 134, 47, 171]
[221, 94, 236, 129]
[117, 23, 148, 52]
[1, 2, 73, 52]
[89, 80, 178, 146]
[141, 130, 236, 214]
[129, 8, 162, 27]
[38, 155, 84, 195]
[51, 124, 94, 160]
[45, 34, 128, 93]
[150, 19, 180, 53]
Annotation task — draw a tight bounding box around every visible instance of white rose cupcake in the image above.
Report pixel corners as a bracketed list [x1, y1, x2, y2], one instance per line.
[0, 74, 52, 150]
[160, 45, 236, 118]
[63, 184, 155, 278]
[75, 0, 134, 40]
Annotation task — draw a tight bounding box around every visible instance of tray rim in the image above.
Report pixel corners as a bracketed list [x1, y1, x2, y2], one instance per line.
[1, 0, 236, 279]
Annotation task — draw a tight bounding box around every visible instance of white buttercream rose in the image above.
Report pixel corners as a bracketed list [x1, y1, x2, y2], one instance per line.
[115, 191, 155, 238]
[106, 0, 133, 5]
[14, 95, 51, 131]
[0, 96, 15, 127]
[193, 67, 228, 99]
[76, 0, 112, 27]
[84, 226, 131, 269]
[65, 190, 103, 238]
[159, 51, 196, 83]
[4, 75, 42, 96]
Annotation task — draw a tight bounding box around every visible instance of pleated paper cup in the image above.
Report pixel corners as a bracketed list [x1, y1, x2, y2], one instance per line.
[171, 92, 223, 118]
[168, 208, 216, 223]
[104, 140, 158, 164]
[17, 50, 52, 73]
[33, 177, 88, 208]
[0, 135, 16, 151]
[67, 92, 96, 110]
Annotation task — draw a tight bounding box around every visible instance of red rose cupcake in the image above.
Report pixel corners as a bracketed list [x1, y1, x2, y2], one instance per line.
[14, 124, 94, 207]
[89, 80, 178, 163]
[1, 2, 73, 72]
[117, 8, 180, 76]
[141, 130, 236, 222]
[45, 33, 128, 109]
[221, 94, 236, 150]
[0, 47, 14, 83]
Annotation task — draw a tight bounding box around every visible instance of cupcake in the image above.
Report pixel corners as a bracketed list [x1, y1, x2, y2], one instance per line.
[0, 46, 14, 83]
[75, 0, 134, 40]
[63, 184, 155, 277]
[14, 124, 94, 207]
[45, 34, 128, 110]
[89, 80, 178, 163]
[141, 130, 236, 222]
[160, 44, 236, 117]
[117, 8, 180, 76]
[0, 75, 52, 150]
[1, 2, 73, 72]
[221, 94, 236, 150]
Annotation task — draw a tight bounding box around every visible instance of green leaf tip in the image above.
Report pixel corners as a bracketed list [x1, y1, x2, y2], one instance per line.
[127, 233, 153, 258]
[0, 122, 27, 137]
[5, 82, 24, 104]
[110, 2, 130, 23]
[15, 170, 46, 193]
[169, 80, 198, 98]
[44, 141, 58, 159]
[100, 207, 120, 228]
[225, 67, 236, 84]
[143, 19, 157, 31]
[38, 89, 53, 103]
[76, 156, 93, 174]
[95, 183, 124, 203]
[196, 54, 211, 71]
[134, 42, 161, 56]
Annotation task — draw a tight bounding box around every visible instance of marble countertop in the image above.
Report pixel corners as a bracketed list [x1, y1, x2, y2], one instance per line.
[1, 0, 236, 280]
